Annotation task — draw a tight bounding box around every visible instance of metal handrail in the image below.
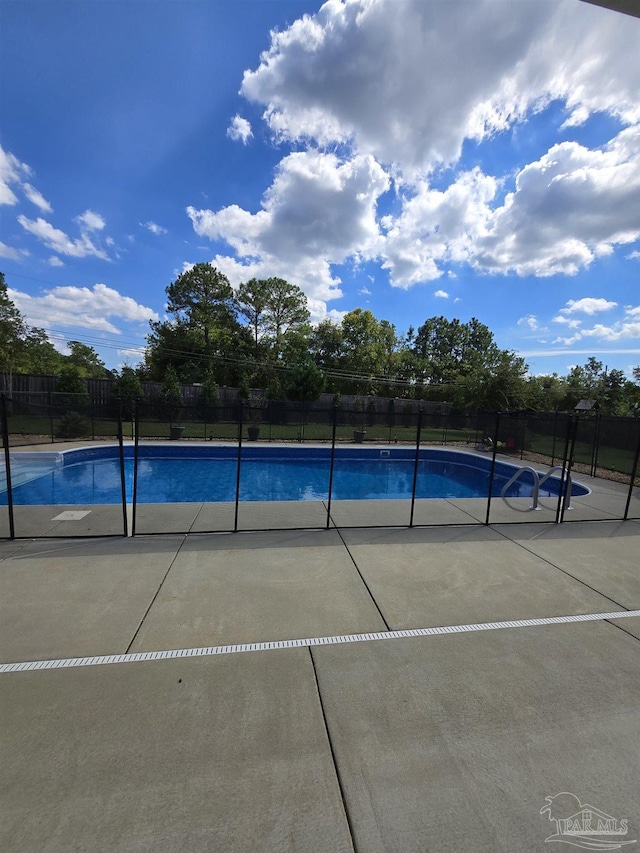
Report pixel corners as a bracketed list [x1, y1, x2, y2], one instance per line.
[500, 466, 541, 510]
[538, 466, 572, 511]
[500, 464, 573, 510]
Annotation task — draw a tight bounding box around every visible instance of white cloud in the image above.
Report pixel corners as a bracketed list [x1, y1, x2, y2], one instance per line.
[187, 149, 389, 306]
[379, 127, 640, 283]
[193, 124, 640, 292]
[473, 128, 640, 277]
[553, 319, 640, 347]
[117, 347, 145, 360]
[241, 0, 640, 174]
[241, 0, 548, 171]
[626, 250, 640, 260]
[552, 315, 582, 328]
[226, 115, 253, 144]
[552, 333, 584, 346]
[140, 220, 168, 235]
[434, 289, 449, 299]
[359, 285, 371, 295]
[380, 167, 497, 287]
[559, 105, 590, 130]
[17, 215, 110, 260]
[47, 256, 64, 267]
[517, 315, 539, 330]
[188, 127, 640, 293]
[22, 182, 52, 213]
[0, 241, 27, 261]
[0, 145, 31, 206]
[559, 297, 618, 315]
[224, 0, 640, 291]
[75, 210, 105, 232]
[626, 305, 640, 318]
[592, 322, 640, 341]
[9, 283, 159, 335]
[0, 146, 52, 214]
[168, 0, 640, 306]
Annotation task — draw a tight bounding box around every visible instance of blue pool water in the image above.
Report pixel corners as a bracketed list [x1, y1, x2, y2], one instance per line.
[1, 446, 589, 505]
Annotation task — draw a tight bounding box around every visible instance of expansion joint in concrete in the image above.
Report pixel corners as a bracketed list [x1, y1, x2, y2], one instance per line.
[493, 527, 630, 613]
[332, 524, 391, 631]
[125, 535, 188, 653]
[308, 646, 357, 853]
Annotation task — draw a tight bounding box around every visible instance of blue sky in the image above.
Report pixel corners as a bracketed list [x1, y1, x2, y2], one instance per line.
[1, 0, 639, 377]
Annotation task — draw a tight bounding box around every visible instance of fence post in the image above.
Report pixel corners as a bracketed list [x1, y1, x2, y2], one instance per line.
[560, 415, 579, 523]
[591, 413, 602, 478]
[131, 405, 139, 536]
[555, 415, 572, 524]
[326, 405, 338, 529]
[1, 394, 15, 539]
[409, 408, 423, 527]
[623, 422, 640, 520]
[117, 404, 128, 537]
[49, 390, 55, 443]
[484, 412, 501, 526]
[551, 411, 558, 466]
[234, 402, 243, 532]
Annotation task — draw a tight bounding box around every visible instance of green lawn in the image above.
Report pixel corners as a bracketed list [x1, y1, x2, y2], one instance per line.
[8, 415, 472, 445]
[526, 432, 636, 475]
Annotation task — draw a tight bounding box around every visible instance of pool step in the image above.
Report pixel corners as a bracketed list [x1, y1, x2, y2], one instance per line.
[0, 452, 63, 493]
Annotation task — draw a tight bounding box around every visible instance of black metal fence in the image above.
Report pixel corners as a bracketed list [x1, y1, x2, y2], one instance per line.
[1, 391, 639, 539]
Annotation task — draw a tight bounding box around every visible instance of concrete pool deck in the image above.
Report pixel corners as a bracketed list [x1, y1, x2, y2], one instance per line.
[1, 515, 639, 852]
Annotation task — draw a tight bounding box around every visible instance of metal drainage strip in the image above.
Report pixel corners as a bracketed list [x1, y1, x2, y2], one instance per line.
[1, 610, 639, 674]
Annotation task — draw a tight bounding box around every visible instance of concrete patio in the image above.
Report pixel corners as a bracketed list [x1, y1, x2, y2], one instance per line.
[1, 515, 639, 852]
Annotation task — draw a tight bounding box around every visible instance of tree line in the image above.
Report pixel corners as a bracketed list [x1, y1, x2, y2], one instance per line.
[1, 272, 112, 390]
[2, 266, 640, 415]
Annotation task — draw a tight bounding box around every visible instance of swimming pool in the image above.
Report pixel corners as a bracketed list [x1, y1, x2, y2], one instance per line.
[1, 445, 589, 505]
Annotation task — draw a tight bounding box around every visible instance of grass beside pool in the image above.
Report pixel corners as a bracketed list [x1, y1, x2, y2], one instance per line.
[526, 433, 636, 475]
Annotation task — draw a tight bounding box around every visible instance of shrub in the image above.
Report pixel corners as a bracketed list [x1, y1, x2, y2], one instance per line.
[196, 371, 220, 422]
[113, 366, 143, 420]
[56, 411, 90, 439]
[157, 365, 183, 422]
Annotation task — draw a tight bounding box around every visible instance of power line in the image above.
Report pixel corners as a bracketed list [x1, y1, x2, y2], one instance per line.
[24, 321, 631, 394]
[2, 268, 100, 290]
[24, 323, 610, 393]
[18, 315, 420, 385]
[7, 278, 633, 391]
